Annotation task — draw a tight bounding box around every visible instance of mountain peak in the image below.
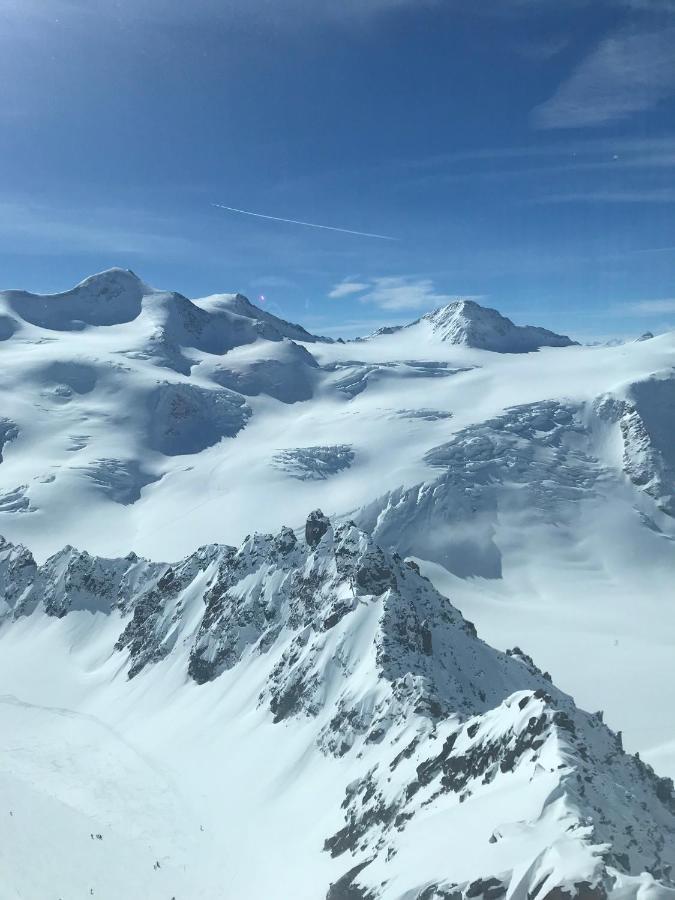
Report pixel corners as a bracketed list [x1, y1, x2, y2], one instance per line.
[420, 298, 578, 352]
[73, 267, 149, 294]
[1, 266, 149, 330]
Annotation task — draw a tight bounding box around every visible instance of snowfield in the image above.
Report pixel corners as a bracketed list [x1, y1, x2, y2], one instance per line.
[0, 269, 674, 898]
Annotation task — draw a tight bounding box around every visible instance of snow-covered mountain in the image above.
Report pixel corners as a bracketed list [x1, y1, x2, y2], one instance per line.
[0, 268, 674, 898]
[0, 270, 673, 756]
[1, 267, 329, 345]
[1, 513, 674, 899]
[370, 299, 576, 352]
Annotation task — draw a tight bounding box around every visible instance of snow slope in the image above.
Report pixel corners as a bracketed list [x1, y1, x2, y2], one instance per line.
[0, 268, 674, 875]
[0, 515, 674, 899]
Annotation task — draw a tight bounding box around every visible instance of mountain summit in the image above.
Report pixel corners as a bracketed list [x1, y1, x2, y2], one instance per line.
[419, 299, 578, 352]
[371, 299, 576, 352]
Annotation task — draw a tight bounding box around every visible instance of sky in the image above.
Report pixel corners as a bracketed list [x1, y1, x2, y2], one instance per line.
[1, 0, 674, 340]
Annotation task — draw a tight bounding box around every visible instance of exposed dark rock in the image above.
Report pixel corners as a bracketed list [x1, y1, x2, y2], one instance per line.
[417, 886, 462, 900]
[541, 883, 606, 900]
[326, 861, 376, 900]
[466, 877, 506, 899]
[306, 509, 330, 548]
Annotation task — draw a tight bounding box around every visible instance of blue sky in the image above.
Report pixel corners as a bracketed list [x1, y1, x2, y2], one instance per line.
[1, 0, 674, 340]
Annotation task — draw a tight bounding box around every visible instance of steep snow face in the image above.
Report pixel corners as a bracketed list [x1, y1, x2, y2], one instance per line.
[616, 373, 675, 516]
[0, 517, 674, 900]
[417, 299, 577, 352]
[209, 338, 320, 403]
[194, 290, 331, 344]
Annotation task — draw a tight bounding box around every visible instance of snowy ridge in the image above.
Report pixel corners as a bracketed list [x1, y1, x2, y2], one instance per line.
[0, 267, 329, 346]
[0, 515, 674, 898]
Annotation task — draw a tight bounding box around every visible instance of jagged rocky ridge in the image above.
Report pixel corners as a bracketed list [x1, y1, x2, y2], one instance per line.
[0, 514, 674, 899]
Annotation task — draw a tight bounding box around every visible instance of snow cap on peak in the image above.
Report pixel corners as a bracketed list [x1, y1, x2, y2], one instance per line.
[432, 297, 480, 315]
[419, 297, 577, 353]
[73, 267, 149, 295]
[3, 267, 149, 331]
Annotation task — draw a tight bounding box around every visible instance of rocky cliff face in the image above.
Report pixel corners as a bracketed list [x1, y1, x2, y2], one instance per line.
[0, 515, 673, 899]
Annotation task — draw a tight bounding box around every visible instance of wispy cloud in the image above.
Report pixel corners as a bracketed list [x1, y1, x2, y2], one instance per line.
[532, 27, 675, 129]
[513, 35, 570, 62]
[0, 0, 428, 32]
[628, 244, 675, 255]
[0, 200, 196, 259]
[373, 137, 675, 198]
[622, 298, 675, 314]
[329, 276, 481, 311]
[403, 136, 675, 172]
[534, 188, 675, 204]
[329, 280, 370, 298]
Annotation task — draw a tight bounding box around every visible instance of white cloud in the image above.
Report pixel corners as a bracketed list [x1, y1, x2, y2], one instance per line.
[532, 27, 675, 129]
[330, 276, 480, 311]
[361, 277, 454, 311]
[623, 298, 675, 314]
[328, 281, 369, 299]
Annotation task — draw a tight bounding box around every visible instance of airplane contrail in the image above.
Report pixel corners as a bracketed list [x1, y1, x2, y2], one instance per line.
[212, 203, 398, 241]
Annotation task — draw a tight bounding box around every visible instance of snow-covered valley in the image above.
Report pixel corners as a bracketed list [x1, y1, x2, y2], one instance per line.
[0, 269, 674, 899]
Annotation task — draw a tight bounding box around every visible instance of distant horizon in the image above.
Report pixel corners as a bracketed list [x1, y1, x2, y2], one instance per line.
[1, 262, 666, 345]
